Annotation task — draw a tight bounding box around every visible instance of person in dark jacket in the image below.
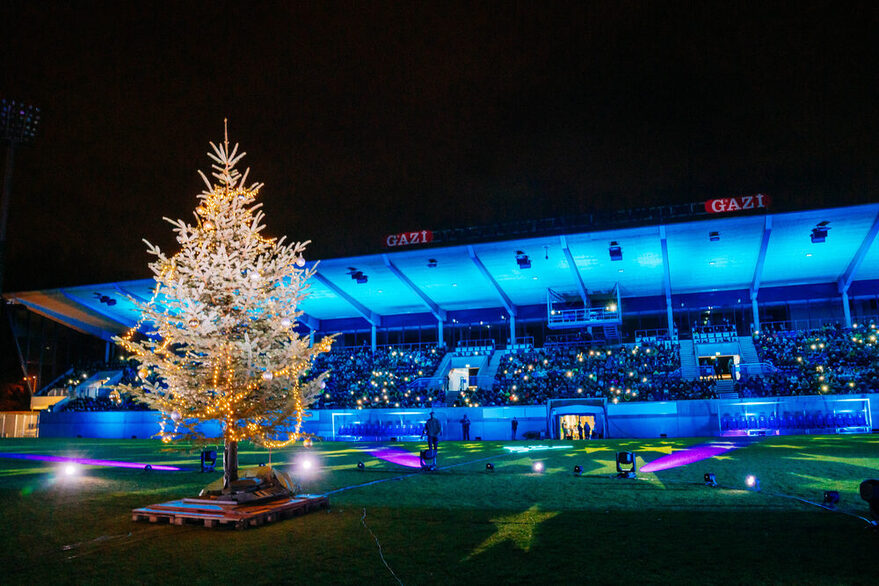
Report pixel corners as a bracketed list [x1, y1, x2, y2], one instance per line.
[460, 414, 471, 441]
[422, 412, 442, 450]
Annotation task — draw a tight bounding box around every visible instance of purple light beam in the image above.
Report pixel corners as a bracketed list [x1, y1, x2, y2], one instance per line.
[0, 453, 182, 471]
[640, 442, 743, 473]
[367, 447, 422, 468]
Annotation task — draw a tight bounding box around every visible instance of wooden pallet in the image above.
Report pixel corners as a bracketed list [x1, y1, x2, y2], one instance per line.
[132, 494, 329, 529]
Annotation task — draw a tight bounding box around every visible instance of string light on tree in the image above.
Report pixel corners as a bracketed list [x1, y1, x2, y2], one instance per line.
[114, 122, 334, 490]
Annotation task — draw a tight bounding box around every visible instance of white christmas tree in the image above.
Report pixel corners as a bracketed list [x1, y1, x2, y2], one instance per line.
[116, 123, 332, 489]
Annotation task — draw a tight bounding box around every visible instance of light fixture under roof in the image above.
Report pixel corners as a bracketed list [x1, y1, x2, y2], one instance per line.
[515, 250, 531, 269]
[811, 221, 830, 243]
[709, 231, 720, 242]
[347, 267, 368, 284]
[427, 258, 437, 268]
[609, 241, 622, 261]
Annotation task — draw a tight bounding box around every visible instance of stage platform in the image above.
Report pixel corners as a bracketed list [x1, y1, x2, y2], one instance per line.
[132, 494, 329, 529]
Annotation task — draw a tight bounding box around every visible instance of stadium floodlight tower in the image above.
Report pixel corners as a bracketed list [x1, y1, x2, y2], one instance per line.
[0, 99, 41, 294]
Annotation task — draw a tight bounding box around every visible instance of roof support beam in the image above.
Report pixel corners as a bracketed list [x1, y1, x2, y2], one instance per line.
[13, 298, 115, 342]
[559, 235, 588, 306]
[313, 272, 382, 327]
[114, 283, 150, 305]
[659, 226, 674, 335]
[750, 216, 773, 300]
[838, 211, 879, 294]
[467, 245, 517, 317]
[382, 254, 446, 321]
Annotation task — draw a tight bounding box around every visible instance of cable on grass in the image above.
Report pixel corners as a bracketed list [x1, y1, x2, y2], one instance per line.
[361, 508, 403, 586]
[679, 476, 878, 529]
[769, 491, 876, 528]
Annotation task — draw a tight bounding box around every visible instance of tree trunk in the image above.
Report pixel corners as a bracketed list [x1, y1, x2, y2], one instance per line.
[223, 438, 239, 492]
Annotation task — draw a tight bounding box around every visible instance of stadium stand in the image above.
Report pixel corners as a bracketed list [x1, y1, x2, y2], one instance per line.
[310, 345, 445, 409]
[743, 323, 879, 396]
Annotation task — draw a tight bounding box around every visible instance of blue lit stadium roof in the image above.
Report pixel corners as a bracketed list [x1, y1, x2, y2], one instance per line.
[7, 203, 879, 340]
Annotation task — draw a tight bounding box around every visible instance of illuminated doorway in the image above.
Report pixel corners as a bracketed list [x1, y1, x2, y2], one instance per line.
[558, 414, 595, 440]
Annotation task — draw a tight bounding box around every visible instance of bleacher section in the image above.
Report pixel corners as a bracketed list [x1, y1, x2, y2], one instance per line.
[460, 341, 716, 407]
[39, 323, 879, 432]
[742, 324, 879, 397]
[310, 345, 445, 409]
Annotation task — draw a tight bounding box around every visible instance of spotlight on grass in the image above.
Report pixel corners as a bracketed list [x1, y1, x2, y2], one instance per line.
[573, 465, 583, 477]
[356, 461, 365, 470]
[704, 472, 717, 487]
[485, 463, 494, 472]
[822, 490, 840, 507]
[616, 451, 636, 479]
[532, 461, 544, 473]
[745, 475, 760, 491]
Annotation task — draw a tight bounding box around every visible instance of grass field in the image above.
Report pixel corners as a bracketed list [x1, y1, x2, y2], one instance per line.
[1, 435, 878, 585]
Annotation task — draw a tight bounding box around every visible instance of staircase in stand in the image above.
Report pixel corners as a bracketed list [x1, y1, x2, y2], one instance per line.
[480, 350, 506, 383]
[737, 336, 760, 363]
[678, 340, 698, 379]
[714, 379, 738, 399]
[603, 324, 621, 343]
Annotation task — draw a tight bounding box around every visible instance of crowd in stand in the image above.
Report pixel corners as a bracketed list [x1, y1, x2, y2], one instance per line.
[461, 342, 716, 407]
[309, 345, 445, 409]
[58, 359, 149, 411]
[54, 322, 879, 413]
[64, 395, 150, 412]
[740, 323, 879, 397]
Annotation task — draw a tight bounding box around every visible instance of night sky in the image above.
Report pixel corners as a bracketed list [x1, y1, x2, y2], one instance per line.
[2, 1, 877, 292]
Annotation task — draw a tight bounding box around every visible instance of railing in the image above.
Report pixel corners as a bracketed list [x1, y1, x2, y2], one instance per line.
[406, 376, 446, 391]
[506, 336, 535, 352]
[456, 338, 496, 349]
[333, 342, 443, 352]
[544, 333, 606, 348]
[736, 362, 779, 377]
[548, 306, 621, 327]
[455, 339, 495, 356]
[635, 329, 671, 343]
[752, 318, 879, 335]
[693, 325, 738, 343]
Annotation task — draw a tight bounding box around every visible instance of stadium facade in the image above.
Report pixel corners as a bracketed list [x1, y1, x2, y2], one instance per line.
[4, 200, 879, 439]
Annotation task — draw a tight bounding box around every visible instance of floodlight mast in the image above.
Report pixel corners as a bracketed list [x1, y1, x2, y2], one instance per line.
[0, 99, 40, 294]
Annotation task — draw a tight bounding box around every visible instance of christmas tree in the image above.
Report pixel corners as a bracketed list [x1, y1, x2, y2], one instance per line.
[116, 123, 332, 490]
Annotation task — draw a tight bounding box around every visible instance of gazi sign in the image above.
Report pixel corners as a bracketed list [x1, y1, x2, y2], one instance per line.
[704, 193, 770, 214]
[385, 230, 433, 248]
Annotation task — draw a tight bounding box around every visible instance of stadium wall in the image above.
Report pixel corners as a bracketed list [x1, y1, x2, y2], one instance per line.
[37, 394, 879, 440]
